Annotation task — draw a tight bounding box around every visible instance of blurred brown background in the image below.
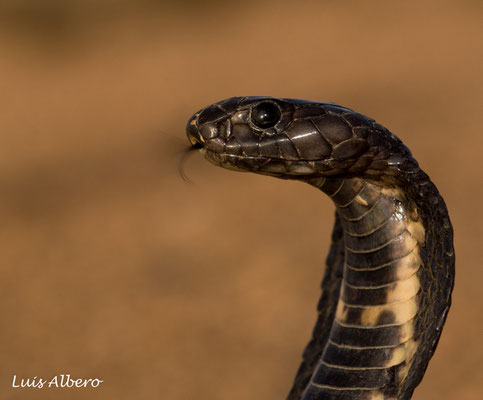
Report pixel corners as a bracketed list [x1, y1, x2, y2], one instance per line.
[0, 0, 481, 399]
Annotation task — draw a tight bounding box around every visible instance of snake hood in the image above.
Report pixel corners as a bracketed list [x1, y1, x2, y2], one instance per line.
[186, 96, 413, 181]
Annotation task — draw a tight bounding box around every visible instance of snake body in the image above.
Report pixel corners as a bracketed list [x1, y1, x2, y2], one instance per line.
[186, 97, 454, 400]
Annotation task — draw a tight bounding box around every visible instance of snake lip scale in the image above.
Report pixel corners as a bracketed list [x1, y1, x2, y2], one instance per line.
[186, 96, 455, 400]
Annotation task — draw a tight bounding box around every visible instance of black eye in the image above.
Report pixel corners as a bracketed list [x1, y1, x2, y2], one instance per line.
[251, 102, 281, 129]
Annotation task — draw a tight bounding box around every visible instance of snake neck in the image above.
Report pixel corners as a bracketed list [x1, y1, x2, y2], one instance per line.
[302, 176, 428, 400]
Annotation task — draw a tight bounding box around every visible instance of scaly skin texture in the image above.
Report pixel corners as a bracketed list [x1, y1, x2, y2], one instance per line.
[186, 97, 454, 399]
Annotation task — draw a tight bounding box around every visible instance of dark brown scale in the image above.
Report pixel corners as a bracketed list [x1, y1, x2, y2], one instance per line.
[347, 152, 376, 172]
[199, 122, 219, 140]
[370, 159, 390, 170]
[375, 310, 400, 326]
[335, 180, 381, 210]
[320, 178, 345, 196]
[312, 114, 353, 144]
[198, 105, 226, 125]
[341, 282, 408, 306]
[345, 231, 416, 269]
[284, 120, 332, 159]
[322, 342, 404, 368]
[329, 321, 409, 348]
[293, 105, 328, 119]
[342, 112, 375, 128]
[344, 216, 406, 251]
[217, 96, 245, 113]
[258, 136, 282, 158]
[206, 137, 225, 153]
[337, 306, 365, 326]
[340, 198, 398, 236]
[345, 180, 382, 206]
[332, 138, 369, 160]
[302, 386, 386, 400]
[312, 363, 389, 389]
[324, 104, 353, 115]
[231, 155, 260, 171]
[225, 137, 243, 155]
[278, 134, 303, 160]
[328, 158, 359, 170]
[337, 200, 381, 221]
[344, 259, 417, 287]
[331, 179, 364, 206]
[258, 158, 288, 173]
[311, 363, 390, 389]
[232, 124, 258, 156]
[313, 160, 343, 175]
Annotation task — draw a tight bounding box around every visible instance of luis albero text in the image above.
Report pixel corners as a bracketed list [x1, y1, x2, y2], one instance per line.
[12, 374, 103, 389]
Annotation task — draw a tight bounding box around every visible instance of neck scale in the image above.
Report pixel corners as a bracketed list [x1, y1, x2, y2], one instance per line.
[301, 177, 425, 400]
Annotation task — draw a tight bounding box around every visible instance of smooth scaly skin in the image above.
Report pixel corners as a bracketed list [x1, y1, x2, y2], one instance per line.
[186, 97, 454, 399]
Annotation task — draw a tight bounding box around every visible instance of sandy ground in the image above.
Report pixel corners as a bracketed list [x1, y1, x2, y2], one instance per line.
[0, 1, 482, 399]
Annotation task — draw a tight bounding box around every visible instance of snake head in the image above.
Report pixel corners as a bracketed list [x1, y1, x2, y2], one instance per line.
[186, 97, 412, 179]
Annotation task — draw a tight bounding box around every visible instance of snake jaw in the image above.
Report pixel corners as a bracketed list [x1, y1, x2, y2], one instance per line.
[202, 149, 362, 180]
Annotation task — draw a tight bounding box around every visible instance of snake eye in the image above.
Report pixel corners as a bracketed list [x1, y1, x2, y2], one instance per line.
[251, 102, 281, 129]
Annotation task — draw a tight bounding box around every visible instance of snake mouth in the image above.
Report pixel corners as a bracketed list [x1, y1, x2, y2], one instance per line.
[202, 149, 338, 177]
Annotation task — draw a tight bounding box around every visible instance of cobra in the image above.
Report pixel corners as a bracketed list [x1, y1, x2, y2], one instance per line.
[185, 97, 454, 400]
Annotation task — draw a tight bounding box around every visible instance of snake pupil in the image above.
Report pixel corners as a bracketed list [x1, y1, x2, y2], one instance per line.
[251, 102, 281, 129]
